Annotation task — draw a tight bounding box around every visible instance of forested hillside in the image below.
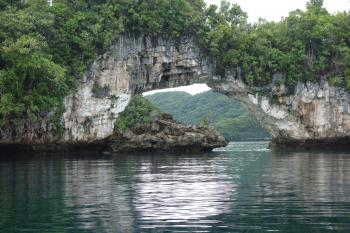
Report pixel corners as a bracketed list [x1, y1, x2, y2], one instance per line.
[146, 91, 270, 141]
[1, 0, 349, 133]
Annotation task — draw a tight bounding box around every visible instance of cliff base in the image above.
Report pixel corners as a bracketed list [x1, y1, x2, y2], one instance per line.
[270, 137, 350, 150]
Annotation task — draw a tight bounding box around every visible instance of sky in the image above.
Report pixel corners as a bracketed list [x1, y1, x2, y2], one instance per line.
[205, 0, 350, 23]
[143, 84, 211, 96]
[144, 0, 350, 96]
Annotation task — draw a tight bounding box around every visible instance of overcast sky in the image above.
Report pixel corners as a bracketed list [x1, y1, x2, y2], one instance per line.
[205, 0, 350, 23]
[143, 84, 211, 96]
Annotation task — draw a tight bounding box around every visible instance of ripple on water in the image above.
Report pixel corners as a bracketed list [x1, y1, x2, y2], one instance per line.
[0, 141, 350, 232]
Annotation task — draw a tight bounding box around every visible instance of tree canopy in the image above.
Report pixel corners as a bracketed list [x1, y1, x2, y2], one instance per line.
[198, 0, 350, 88]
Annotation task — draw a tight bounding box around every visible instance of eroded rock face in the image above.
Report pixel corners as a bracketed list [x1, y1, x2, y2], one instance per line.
[209, 75, 350, 148]
[108, 112, 228, 153]
[0, 35, 212, 144]
[0, 113, 57, 144]
[62, 35, 211, 143]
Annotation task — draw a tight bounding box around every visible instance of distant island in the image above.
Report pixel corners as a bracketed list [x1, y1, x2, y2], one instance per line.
[146, 91, 270, 141]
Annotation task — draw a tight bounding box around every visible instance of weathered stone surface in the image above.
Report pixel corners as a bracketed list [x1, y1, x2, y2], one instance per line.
[149, 110, 161, 122]
[161, 113, 173, 120]
[108, 112, 228, 153]
[61, 34, 211, 143]
[0, 34, 211, 144]
[209, 75, 350, 148]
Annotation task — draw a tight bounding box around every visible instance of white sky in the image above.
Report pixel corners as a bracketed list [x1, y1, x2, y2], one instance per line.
[205, 0, 350, 23]
[143, 84, 211, 96]
[145, 0, 350, 96]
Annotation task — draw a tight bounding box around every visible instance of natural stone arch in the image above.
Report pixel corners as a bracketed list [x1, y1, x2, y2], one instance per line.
[3, 34, 349, 148]
[62, 34, 350, 148]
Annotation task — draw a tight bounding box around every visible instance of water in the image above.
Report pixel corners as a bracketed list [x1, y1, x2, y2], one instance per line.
[0, 141, 350, 233]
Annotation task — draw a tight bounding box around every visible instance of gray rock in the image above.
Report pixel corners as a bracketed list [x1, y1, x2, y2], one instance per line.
[122, 129, 134, 140]
[163, 127, 170, 135]
[161, 113, 173, 120]
[108, 117, 228, 152]
[149, 110, 161, 123]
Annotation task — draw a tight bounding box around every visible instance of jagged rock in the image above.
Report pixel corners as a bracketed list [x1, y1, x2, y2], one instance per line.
[122, 129, 134, 140]
[161, 113, 173, 120]
[209, 75, 350, 148]
[108, 113, 227, 153]
[149, 110, 161, 123]
[150, 123, 160, 132]
[60, 35, 209, 143]
[163, 127, 170, 135]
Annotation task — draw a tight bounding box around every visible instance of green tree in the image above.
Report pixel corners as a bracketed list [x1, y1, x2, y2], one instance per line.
[0, 35, 69, 127]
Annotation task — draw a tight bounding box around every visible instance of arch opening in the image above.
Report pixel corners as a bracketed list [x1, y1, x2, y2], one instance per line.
[143, 84, 271, 142]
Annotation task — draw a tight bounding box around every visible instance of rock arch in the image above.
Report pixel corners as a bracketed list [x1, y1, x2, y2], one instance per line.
[63, 35, 350, 148]
[2, 34, 350, 148]
[62, 35, 213, 142]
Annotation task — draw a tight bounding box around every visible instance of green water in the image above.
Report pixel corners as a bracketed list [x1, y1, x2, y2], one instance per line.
[0, 141, 349, 232]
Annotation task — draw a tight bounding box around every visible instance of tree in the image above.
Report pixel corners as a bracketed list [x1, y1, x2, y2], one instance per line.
[219, 1, 247, 27]
[306, 0, 324, 11]
[0, 35, 69, 126]
[0, 0, 23, 10]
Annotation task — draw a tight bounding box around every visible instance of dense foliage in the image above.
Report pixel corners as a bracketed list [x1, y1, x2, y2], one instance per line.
[198, 0, 350, 88]
[146, 91, 270, 141]
[1, 0, 350, 133]
[115, 96, 159, 131]
[0, 3, 71, 130]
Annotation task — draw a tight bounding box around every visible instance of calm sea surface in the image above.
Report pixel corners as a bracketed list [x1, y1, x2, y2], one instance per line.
[0, 141, 350, 233]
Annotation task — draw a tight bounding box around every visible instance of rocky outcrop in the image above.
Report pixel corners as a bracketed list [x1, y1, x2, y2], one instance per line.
[108, 111, 227, 153]
[209, 74, 350, 148]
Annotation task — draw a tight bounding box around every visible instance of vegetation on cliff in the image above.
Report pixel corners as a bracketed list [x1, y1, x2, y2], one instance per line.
[146, 91, 270, 141]
[1, 0, 350, 131]
[197, 0, 350, 89]
[115, 96, 159, 131]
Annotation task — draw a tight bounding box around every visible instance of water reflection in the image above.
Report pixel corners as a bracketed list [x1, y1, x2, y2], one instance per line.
[0, 142, 350, 232]
[269, 151, 350, 202]
[225, 146, 350, 232]
[63, 159, 136, 233]
[133, 158, 235, 222]
[0, 159, 67, 232]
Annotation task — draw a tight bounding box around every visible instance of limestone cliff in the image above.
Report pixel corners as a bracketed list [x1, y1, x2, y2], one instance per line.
[209, 74, 350, 148]
[62, 35, 211, 143]
[0, 35, 212, 145]
[2, 34, 350, 149]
